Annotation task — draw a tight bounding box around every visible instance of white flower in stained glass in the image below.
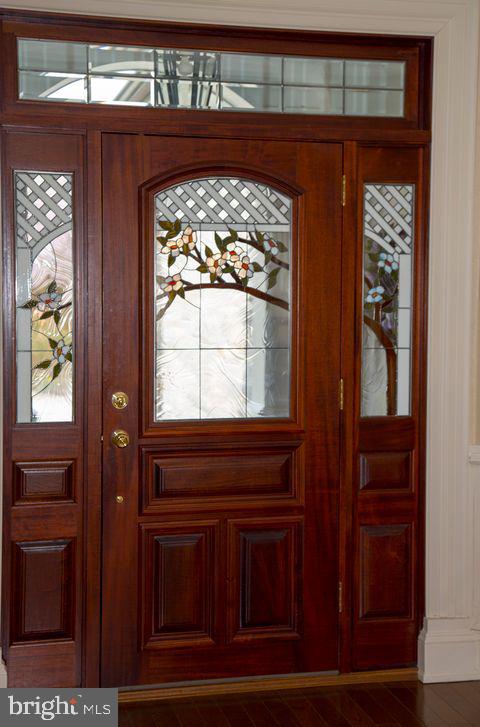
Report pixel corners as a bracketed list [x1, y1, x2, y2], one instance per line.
[221, 242, 243, 263]
[161, 237, 183, 257]
[52, 340, 72, 365]
[234, 254, 254, 279]
[366, 286, 385, 303]
[160, 274, 184, 293]
[206, 253, 226, 277]
[37, 290, 63, 311]
[181, 225, 196, 251]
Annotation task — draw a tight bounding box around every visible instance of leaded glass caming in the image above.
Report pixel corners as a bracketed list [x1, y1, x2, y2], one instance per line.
[17, 39, 406, 117]
[361, 183, 414, 416]
[15, 172, 74, 423]
[154, 177, 291, 421]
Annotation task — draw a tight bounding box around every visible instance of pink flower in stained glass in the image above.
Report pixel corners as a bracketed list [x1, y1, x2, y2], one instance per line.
[221, 242, 243, 263]
[234, 254, 254, 279]
[206, 253, 226, 277]
[37, 290, 62, 311]
[160, 274, 184, 293]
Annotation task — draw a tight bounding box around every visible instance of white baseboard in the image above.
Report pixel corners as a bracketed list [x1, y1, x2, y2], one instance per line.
[418, 618, 480, 683]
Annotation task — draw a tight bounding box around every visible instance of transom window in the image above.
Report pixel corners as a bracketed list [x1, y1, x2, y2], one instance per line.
[18, 38, 406, 117]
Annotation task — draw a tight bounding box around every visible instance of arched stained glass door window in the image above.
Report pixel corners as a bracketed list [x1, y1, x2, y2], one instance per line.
[154, 177, 292, 420]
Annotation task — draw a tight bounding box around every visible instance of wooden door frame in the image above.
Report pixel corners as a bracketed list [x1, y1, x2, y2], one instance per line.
[0, 10, 434, 688]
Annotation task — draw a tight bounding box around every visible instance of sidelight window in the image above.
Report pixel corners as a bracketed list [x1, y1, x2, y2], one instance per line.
[18, 39, 406, 117]
[361, 183, 414, 416]
[153, 177, 291, 420]
[15, 171, 74, 423]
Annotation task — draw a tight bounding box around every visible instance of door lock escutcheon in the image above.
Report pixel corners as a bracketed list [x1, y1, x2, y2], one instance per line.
[111, 429, 130, 448]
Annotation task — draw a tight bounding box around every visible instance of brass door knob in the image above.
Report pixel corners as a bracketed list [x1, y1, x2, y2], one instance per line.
[111, 429, 130, 448]
[112, 391, 129, 410]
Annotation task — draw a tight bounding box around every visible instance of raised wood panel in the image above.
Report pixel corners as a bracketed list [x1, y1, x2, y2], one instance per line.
[11, 539, 75, 642]
[14, 461, 74, 505]
[228, 518, 302, 642]
[359, 524, 413, 620]
[359, 452, 412, 491]
[142, 522, 217, 648]
[143, 446, 301, 512]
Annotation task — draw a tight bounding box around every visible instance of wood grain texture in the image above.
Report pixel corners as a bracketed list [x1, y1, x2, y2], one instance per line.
[14, 461, 75, 504]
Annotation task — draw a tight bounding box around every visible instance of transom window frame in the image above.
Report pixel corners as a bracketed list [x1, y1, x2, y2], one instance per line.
[0, 18, 431, 132]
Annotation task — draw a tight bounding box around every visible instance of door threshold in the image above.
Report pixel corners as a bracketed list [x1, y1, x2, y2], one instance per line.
[118, 668, 418, 703]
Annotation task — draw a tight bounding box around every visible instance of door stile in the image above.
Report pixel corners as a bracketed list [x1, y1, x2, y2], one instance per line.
[83, 129, 103, 687]
[338, 140, 358, 673]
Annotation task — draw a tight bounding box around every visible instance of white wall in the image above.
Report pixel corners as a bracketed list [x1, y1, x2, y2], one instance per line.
[0, 0, 479, 684]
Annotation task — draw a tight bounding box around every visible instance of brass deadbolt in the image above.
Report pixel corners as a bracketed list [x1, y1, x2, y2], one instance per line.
[115, 495, 124, 504]
[112, 391, 129, 410]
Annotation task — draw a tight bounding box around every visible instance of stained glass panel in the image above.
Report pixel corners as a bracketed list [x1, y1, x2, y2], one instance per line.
[15, 172, 74, 423]
[361, 183, 414, 416]
[154, 177, 291, 421]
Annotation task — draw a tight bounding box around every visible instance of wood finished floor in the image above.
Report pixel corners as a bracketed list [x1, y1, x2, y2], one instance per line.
[119, 680, 480, 726]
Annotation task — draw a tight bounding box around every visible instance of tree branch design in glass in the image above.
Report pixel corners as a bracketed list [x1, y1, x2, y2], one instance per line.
[362, 183, 414, 416]
[15, 172, 74, 423]
[154, 178, 291, 420]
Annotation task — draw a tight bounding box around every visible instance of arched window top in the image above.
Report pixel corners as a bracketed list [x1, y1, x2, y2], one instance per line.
[155, 176, 292, 232]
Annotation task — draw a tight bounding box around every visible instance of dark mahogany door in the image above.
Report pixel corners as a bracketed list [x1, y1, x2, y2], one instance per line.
[101, 133, 343, 687]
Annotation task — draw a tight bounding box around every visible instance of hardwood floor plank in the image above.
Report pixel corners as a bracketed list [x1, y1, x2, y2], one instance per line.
[189, 698, 231, 727]
[345, 686, 401, 726]
[387, 684, 450, 727]
[364, 685, 425, 727]
[305, 694, 354, 727]
[240, 697, 283, 727]
[218, 701, 255, 727]
[328, 690, 378, 726]
[170, 701, 209, 727]
[262, 695, 303, 726]
[427, 684, 480, 726]
[281, 695, 331, 726]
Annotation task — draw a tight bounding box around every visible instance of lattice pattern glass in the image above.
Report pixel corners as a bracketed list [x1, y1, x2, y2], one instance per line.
[154, 177, 291, 420]
[15, 172, 74, 423]
[361, 183, 414, 416]
[18, 39, 406, 118]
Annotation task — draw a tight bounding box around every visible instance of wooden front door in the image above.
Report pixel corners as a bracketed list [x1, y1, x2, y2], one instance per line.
[100, 133, 344, 686]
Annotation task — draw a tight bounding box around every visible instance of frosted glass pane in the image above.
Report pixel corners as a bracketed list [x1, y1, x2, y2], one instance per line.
[89, 45, 154, 76]
[90, 76, 154, 106]
[283, 57, 343, 86]
[19, 71, 87, 103]
[155, 350, 200, 420]
[283, 86, 343, 114]
[221, 54, 282, 83]
[154, 178, 292, 420]
[201, 349, 247, 419]
[18, 39, 87, 73]
[221, 83, 282, 112]
[345, 60, 405, 89]
[246, 348, 290, 417]
[361, 183, 414, 417]
[345, 89, 404, 117]
[15, 172, 74, 423]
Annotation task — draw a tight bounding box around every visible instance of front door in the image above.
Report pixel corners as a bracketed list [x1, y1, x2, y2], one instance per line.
[101, 133, 343, 687]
